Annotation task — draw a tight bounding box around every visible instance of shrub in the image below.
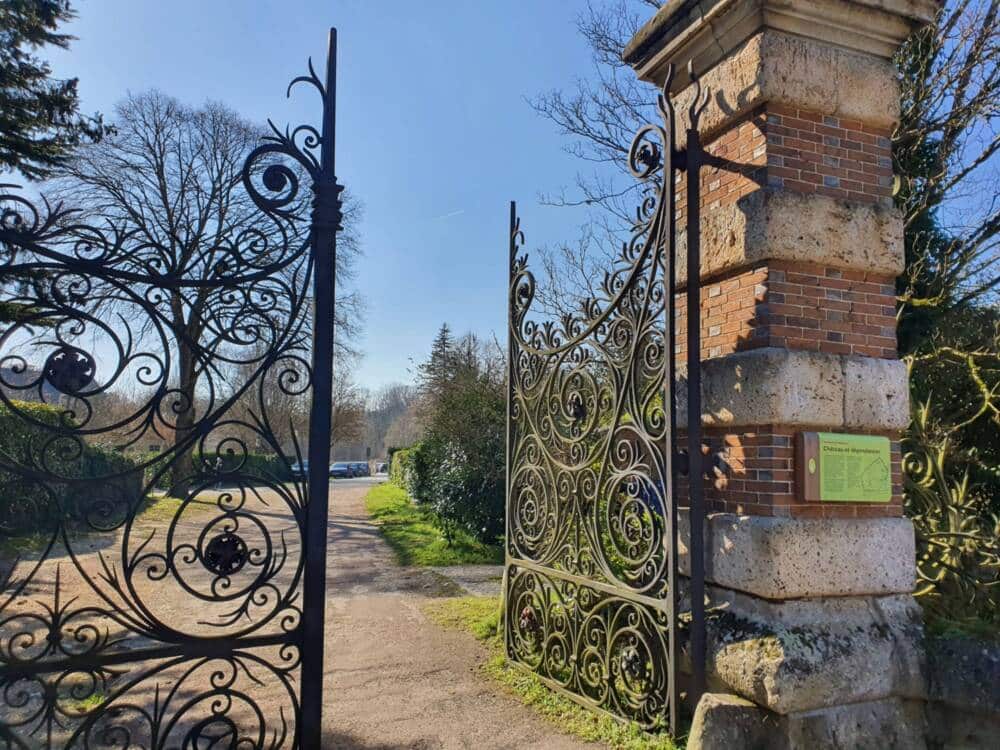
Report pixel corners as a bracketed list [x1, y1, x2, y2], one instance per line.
[406, 440, 441, 504]
[0, 400, 141, 534]
[389, 446, 414, 488]
[406, 338, 505, 544]
[429, 438, 504, 545]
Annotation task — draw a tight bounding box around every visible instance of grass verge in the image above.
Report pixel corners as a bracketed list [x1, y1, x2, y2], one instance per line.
[364, 483, 503, 566]
[423, 595, 684, 750]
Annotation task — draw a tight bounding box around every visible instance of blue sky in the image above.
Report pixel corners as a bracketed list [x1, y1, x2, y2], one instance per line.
[46, 1, 607, 390]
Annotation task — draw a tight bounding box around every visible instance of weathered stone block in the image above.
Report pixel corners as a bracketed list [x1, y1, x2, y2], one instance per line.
[688, 694, 929, 750]
[679, 511, 918, 598]
[701, 588, 926, 714]
[672, 28, 903, 136]
[688, 692, 780, 750]
[675, 188, 905, 284]
[843, 355, 910, 431]
[676, 348, 910, 432]
[626, 1, 939, 135]
[784, 698, 927, 749]
[925, 633, 1000, 749]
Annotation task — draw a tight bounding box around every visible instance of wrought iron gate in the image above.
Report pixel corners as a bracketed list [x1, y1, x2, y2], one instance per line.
[505, 66, 707, 733]
[0, 29, 343, 748]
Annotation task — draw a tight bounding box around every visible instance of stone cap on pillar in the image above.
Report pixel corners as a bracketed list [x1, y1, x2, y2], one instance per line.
[624, 0, 941, 91]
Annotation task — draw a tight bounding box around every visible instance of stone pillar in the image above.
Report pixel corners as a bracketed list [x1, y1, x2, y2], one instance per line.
[624, 1, 938, 747]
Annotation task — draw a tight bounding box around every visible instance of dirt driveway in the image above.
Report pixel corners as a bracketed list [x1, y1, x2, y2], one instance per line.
[320, 478, 592, 749]
[0, 479, 593, 748]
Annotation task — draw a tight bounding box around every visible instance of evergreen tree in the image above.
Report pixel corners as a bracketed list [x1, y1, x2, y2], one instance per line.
[418, 323, 454, 400]
[0, 0, 105, 180]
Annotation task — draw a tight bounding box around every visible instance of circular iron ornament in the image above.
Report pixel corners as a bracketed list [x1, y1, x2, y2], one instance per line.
[203, 531, 249, 576]
[43, 345, 96, 395]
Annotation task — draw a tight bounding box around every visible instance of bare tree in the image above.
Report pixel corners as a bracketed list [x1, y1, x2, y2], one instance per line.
[527, 1, 662, 319]
[384, 399, 426, 450]
[331, 370, 366, 450]
[893, 1, 1000, 619]
[895, 0, 1000, 326]
[51, 90, 364, 487]
[364, 383, 419, 458]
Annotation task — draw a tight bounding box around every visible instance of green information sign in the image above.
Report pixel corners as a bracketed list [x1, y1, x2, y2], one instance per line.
[813, 432, 892, 503]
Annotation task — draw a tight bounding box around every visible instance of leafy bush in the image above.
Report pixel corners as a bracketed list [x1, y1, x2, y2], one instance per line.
[0, 400, 141, 534]
[389, 445, 414, 488]
[393, 326, 506, 546]
[423, 437, 504, 546]
[405, 440, 441, 504]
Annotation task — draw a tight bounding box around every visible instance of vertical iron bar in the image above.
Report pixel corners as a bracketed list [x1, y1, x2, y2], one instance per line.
[301, 27, 339, 747]
[503, 200, 516, 667]
[685, 123, 706, 707]
[662, 130, 679, 735]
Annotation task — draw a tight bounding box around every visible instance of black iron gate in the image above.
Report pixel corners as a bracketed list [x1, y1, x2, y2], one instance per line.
[0, 29, 343, 748]
[505, 66, 707, 733]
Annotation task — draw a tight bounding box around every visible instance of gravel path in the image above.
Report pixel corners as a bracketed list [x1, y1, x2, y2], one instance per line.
[320, 479, 593, 749]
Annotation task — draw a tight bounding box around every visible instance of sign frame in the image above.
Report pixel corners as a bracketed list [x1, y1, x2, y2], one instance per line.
[796, 431, 893, 504]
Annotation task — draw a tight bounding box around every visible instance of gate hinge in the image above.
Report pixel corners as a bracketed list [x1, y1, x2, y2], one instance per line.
[674, 449, 689, 476]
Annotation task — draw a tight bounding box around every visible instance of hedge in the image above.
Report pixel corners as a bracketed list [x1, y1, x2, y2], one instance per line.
[0, 400, 141, 534]
[142, 449, 294, 489]
[389, 445, 416, 489]
[389, 439, 504, 545]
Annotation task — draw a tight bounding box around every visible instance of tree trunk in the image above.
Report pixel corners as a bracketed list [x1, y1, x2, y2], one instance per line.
[170, 338, 198, 494]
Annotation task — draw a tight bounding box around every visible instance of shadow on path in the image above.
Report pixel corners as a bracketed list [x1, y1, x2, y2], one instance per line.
[320, 480, 594, 749]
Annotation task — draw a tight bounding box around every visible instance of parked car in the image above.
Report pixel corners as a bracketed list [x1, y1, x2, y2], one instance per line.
[329, 462, 354, 478]
[375, 462, 388, 474]
[291, 460, 309, 478]
[352, 462, 370, 477]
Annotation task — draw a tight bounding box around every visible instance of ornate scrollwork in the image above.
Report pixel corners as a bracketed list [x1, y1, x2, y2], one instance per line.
[506, 65, 700, 730]
[0, 42, 341, 746]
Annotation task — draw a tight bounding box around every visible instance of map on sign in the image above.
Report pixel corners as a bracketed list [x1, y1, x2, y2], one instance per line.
[816, 432, 892, 503]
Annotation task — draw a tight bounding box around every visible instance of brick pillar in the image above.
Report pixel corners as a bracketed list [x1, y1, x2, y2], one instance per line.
[625, 1, 938, 747]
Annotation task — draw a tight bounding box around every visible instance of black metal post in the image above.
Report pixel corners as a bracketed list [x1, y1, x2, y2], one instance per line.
[662, 115, 680, 736]
[301, 27, 342, 746]
[504, 200, 517, 667]
[685, 121, 706, 707]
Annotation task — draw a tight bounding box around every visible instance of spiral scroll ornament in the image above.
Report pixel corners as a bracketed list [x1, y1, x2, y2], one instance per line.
[505, 65, 705, 731]
[0, 35, 346, 746]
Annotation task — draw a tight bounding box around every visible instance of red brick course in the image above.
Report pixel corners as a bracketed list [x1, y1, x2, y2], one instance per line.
[674, 104, 894, 222]
[766, 105, 894, 205]
[673, 261, 898, 361]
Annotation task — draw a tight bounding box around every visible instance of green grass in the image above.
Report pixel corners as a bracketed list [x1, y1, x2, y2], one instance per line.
[364, 483, 503, 566]
[423, 596, 684, 750]
[68, 691, 106, 714]
[135, 493, 217, 524]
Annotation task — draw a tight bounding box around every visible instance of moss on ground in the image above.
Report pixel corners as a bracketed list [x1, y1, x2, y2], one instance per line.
[364, 483, 503, 567]
[423, 595, 684, 750]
